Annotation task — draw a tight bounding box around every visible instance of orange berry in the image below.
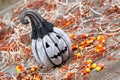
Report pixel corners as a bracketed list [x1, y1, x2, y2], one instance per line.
[25, 76, 30, 80]
[90, 36, 96, 41]
[87, 59, 93, 64]
[82, 70, 88, 75]
[96, 44, 103, 48]
[80, 41, 85, 45]
[92, 63, 97, 69]
[96, 44, 106, 52]
[35, 74, 41, 80]
[86, 40, 91, 45]
[88, 65, 93, 70]
[85, 68, 91, 73]
[81, 34, 88, 38]
[66, 22, 71, 26]
[72, 44, 77, 50]
[96, 66, 101, 71]
[78, 45, 85, 50]
[67, 71, 72, 76]
[70, 33, 76, 39]
[96, 48, 100, 52]
[97, 35, 105, 43]
[31, 66, 37, 71]
[86, 60, 93, 67]
[96, 64, 104, 71]
[99, 64, 104, 69]
[77, 52, 81, 58]
[96, 47, 105, 52]
[16, 65, 24, 72]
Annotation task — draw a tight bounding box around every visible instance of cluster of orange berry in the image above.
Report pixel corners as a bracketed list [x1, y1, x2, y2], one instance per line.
[79, 36, 96, 50]
[71, 34, 106, 50]
[24, 74, 41, 80]
[81, 59, 104, 75]
[95, 35, 106, 53]
[71, 33, 96, 51]
[16, 65, 41, 80]
[71, 34, 106, 56]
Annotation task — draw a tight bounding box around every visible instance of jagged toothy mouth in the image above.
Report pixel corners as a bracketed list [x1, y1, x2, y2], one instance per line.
[50, 47, 67, 58]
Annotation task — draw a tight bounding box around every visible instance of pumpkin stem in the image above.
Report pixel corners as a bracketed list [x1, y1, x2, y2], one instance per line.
[19, 9, 54, 39]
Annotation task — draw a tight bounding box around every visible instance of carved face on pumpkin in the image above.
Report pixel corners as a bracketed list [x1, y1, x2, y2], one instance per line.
[20, 9, 71, 67]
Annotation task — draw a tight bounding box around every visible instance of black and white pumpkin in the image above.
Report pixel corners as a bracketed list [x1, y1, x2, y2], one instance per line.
[20, 9, 71, 67]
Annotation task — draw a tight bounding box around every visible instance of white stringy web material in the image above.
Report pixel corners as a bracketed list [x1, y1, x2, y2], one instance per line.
[0, 0, 120, 80]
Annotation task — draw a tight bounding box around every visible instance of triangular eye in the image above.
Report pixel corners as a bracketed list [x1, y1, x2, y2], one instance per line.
[46, 42, 49, 48]
[56, 35, 61, 39]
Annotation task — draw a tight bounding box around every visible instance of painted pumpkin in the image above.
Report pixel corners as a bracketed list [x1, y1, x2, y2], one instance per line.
[20, 9, 71, 67]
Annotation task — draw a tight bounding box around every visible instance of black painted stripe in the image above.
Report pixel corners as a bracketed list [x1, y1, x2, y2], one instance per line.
[35, 40, 44, 65]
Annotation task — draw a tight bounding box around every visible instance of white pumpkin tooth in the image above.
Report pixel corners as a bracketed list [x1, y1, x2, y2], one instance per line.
[50, 52, 60, 58]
